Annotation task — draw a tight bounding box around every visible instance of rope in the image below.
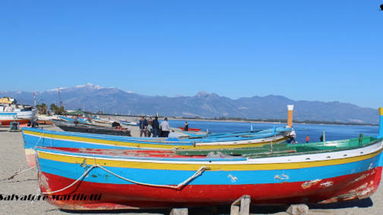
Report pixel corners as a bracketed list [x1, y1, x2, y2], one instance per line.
[0, 166, 36, 182]
[33, 131, 44, 149]
[41, 165, 97, 195]
[98, 165, 208, 189]
[0, 128, 44, 183]
[42, 165, 209, 195]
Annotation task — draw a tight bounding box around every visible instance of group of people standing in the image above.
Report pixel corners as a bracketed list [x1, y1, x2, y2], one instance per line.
[138, 116, 170, 137]
[287, 129, 323, 144]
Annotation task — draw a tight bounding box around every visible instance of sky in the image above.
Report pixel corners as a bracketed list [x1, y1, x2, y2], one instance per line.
[0, 0, 382, 108]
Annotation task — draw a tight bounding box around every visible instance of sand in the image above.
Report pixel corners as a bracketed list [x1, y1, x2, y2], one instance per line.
[1, 127, 383, 215]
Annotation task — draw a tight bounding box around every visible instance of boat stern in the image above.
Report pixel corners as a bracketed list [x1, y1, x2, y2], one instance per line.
[378, 107, 383, 138]
[22, 128, 45, 167]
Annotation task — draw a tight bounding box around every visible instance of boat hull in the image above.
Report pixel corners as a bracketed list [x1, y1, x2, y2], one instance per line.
[178, 127, 201, 132]
[0, 109, 35, 126]
[39, 167, 382, 210]
[56, 124, 131, 136]
[0, 119, 31, 126]
[23, 128, 290, 150]
[36, 120, 54, 125]
[36, 140, 383, 210]
[22, 127, 290, 167]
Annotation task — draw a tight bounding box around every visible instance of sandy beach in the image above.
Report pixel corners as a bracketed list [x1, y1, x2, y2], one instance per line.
[1, 127, 383, 215]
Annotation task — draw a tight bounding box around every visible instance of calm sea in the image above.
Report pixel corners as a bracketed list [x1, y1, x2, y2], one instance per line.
[169, 120, 379, 143]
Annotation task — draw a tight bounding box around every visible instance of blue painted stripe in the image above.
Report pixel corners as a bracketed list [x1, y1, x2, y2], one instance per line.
[59, 116, 90, 124]
[23, 134, 137, 150]
[36, 147, 247, 161]
[22, 127, 288, 145]
[38, 154, 380, 185]
[378, 115, 383, 138]
[0, 112, 17, 115]
[22, 128, 194, 145]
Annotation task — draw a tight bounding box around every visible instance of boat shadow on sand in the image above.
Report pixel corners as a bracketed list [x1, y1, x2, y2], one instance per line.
[248, 197, 373, 214]
[58, 198, 373, 214]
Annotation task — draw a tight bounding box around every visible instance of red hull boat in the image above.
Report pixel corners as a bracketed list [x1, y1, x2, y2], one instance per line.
[178, 127, 201, 132]
[35, 134, 383, 210]
[0, 119, 30, 126]
[40, 167, 382, 210]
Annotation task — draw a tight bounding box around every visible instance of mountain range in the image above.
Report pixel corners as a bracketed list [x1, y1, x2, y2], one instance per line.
[0, 83, 379, 124]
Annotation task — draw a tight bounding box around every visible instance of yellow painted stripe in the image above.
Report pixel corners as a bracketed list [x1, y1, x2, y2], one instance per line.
[24, 130, 287, 150]
[37, 149, 381, 171]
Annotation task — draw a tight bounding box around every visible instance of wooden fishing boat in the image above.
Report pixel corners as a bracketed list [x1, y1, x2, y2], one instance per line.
[120, 120, 138, 126]
[169, 128, 209, 138]
[90, 115, 114, 124]
[178, 127, 201, 132]
[35, 115, 58, 125]
[58, 116, 91, 124]
[35, 135, 383, 210]
[22, 127, 291, 167]
[0, 115, 31, 126]
[176, 135, 378, 156]
[52, 120, 131, 136]
[36, 120, 54, 125]
[0, 97, 36, 126]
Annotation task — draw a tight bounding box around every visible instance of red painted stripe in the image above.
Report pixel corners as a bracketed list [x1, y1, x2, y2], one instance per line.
[36, 120, 53, 125]
[39, 167, 382, 210]
[39, 147, 206, 158]
[178, 127, 201, 132]
[0, 119, 30, 126]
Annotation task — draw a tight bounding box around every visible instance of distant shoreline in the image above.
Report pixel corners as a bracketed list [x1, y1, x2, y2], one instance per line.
[92, 112, 378, 127]
[168, 117, 378, 127]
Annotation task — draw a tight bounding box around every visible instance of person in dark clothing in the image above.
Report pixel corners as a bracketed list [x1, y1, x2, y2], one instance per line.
[138, 116, 148, 137]
[27, 120, 39, 128]
[320, 135, 324, 142]
[152, 116, 160, 137]
[184, 121, 189, 131]
[112, 121, 121, 128]
[73, 116, 79, 126]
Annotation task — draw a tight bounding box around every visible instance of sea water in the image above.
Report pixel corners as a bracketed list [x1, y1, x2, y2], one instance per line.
[169, 120, 379, 143]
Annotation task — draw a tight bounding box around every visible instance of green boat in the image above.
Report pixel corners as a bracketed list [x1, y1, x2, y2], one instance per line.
[176, 135, 381, 158]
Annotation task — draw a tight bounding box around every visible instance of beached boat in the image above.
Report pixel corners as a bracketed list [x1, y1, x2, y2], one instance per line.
[58, 115, 91, 124]
[175, 135, 377, 156]
[52, 120, 131, 136]
[22, 126, 291, 167]
[88, 115, 115, 125]
[178, 127, 201, 132]
[36, 114, 59, 125]
[0, 97, 36, 126]
[35, 135, 383, 210]
[120, 120, 138, 126]
[23, 126, 291, 150]
[169, 127, 209, 138]
[92, 118, 113, 124]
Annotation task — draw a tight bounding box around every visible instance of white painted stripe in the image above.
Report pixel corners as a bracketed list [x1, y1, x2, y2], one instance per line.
[38, 140, 383, 165]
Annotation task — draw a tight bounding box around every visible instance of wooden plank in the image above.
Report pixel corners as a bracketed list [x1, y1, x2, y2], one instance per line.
[170, 208, 188, 215]
[231, 195, 251, 215]
[239, 195, 251, 215]
[286, 204, 309, 215]
[230, 205, 240, 215]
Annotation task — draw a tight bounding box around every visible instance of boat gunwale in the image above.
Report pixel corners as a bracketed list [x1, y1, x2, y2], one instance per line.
[35, 138, 383, 166]
[22, 127, 289, 145]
